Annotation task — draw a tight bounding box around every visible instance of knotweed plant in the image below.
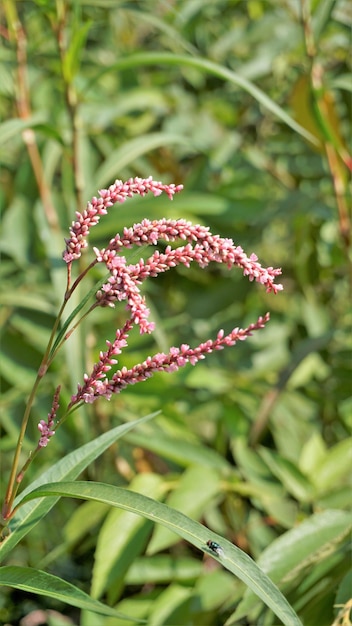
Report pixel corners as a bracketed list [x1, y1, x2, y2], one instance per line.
[1, 176, 283, 524]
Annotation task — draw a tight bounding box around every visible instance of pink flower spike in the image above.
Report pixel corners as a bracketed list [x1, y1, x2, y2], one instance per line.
[70, 313, 271, 405]
[63, 178, 184, 263]
[63, 179, 282, 411]
[94, 219, 282, 335]
[37, 420, 56, 448]
[68, 321, 133, 407]
[37, 385, 60, 447]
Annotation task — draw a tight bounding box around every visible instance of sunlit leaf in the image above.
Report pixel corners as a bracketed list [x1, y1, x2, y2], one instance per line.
[0, 413, 159, 562]
[19, 480, 303, 626]
[0, 566, 136, 621]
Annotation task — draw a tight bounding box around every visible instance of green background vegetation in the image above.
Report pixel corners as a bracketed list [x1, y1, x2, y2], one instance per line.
[0, 1, 351, 625]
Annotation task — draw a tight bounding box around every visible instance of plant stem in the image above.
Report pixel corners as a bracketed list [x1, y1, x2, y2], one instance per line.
[300, 0, 351, 252]
[2, 294, 68, 520]
[7, 2, 60, 232]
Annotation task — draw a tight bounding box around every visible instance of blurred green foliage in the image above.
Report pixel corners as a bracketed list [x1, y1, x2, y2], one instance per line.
[0, 1, 351, 625]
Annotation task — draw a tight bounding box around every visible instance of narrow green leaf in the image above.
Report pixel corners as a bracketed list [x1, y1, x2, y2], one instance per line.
[91, 473, 163, 602]
[312, 0, 337, 42]
[233, 509, 352, 620]
[193, 569, 235, 612]
[329, 74, 352, 92]
[148, 465, 221, 553]
[0, 292, 56, 314]
[126, 9, 197, 56]
[92, 53, 319, 146]
[63, 21, 92, 82]
[0, 114, 46, 143]
[0, 566, 138, 621]
[258, 447, 314, 502]
[0, 412, 159, 562]
[312, 438, 352, 492]
[50, 270, 110, 357]
[148, 583, 192, 626]
[93, 132, 191, 192]
[63, 500, 110, 546]
[299, 432, 327, 476]
[20, 481, 303, 626]
[125, 555, 202, 585]
[125, 431, 231, 471]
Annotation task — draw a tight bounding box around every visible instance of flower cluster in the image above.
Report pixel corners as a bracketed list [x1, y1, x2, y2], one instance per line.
[68, 321, 133, 408]
[63, 177, 183, 263]
[71, 314, 271, 405]
[62, 177, 283, 408]
[37, 386, 61, 447]
[2, 176, 283, 525]
[94, 219, 282, 335]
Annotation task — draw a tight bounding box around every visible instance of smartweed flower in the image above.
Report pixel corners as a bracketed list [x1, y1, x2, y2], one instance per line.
[2, 176, 282, 521]
[63, 177, 282, 408]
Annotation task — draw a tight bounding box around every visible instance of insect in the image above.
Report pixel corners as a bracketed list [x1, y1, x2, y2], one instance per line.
[206, 539, 224, 557]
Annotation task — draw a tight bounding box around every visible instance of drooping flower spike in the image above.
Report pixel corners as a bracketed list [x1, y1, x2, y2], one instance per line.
[3, 176, 283, 523]
[94, 218, 282, 331]
[62, 177, 283, 408]
[63, 177, 184, 264]
[70, 314, 271, 406]
[37, 385, 61, 447]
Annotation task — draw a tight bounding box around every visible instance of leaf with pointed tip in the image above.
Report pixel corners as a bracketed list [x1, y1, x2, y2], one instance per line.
[19, 481, 303, 626]
[0, 566, 140, 622]
[0, 413, 159, 562]
[90, 53, 319, 146]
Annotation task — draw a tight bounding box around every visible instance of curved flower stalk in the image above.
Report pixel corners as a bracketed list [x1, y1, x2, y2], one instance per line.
[63, 177, 184, 264]
[62, 177, 282, 407]
[2, 176, 282, 522]
[70, 314, 271, 406]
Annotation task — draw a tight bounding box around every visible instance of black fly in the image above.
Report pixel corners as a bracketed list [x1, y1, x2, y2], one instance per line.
[206, 539, 224, 557]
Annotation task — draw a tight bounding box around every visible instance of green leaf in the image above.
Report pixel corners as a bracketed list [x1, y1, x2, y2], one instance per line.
[63, 21, 93, 83]
[148, 465, 222, 553]
[312, 438, 352, 493]
[0, 291, 55, 314]
[299, 432, 327, 476]
[93, 132, 191, 192]
[125, 431, 231, 471]
[0, 566, 137, 621]
[0, 412, 159, 562]
[96, 53, 319, 146]
[186, 364, 233, 393]
[0, 198, 35, 265]
[91, 473, 163, 602]
[19, 480, 303, 626]
[258, 511, 352, 581]
[329, 74, 352, 92]
[0, 114, 47, 143]
[147, 583, 192, 626]
[258, 496, 298, 530]
[233, 509, 352, 620]
[49, 271, 110, 357]
[312, 0, 337, 42]
[125, 555, 202, 585]
[258, 447, 314, 502]
[194, 568, 236, 612]
[232, 438, 285, 499]
[63, 500, 110, 546]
